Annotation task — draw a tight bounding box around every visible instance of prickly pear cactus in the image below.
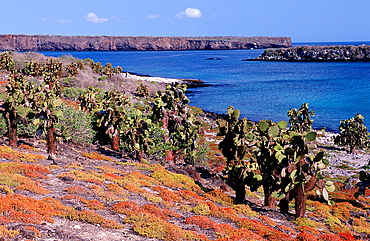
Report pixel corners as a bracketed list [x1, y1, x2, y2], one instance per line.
[334, 113, 369, 153]
[23, 61, 42, 77]
[93, 91, 131, 151]
[0, 51, 16, 73]
[120, 108, 153, 162]
[0, 73, 37, 146]
[355, 171, 370, 198]
[287, 103, 314, 133]
[152, 84, 199, 165]
[217, 106, 257, 203]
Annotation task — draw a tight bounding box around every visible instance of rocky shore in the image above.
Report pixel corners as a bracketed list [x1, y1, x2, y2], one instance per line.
[0, 34, 291, 51]
[248, 45, 370, 61]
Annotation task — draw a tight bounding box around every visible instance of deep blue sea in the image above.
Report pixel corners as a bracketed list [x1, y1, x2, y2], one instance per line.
[38, 41, 370, 131]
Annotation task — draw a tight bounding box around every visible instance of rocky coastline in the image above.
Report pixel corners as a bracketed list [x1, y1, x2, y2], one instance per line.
[0, 34, 291, 51]
[247, 45, 370, 61]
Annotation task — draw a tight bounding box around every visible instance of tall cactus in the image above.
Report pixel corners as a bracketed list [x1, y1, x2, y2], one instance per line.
[120, 109, 153, 161]
[334, 113, 369, 153]
[217, 106, 256, 203]
[65, 62, 79, 77]
[152, 84, 199, 165]
[277, 131, 334, 217]
[42, 59, 62, 89]
[0, 73, 38, 146]
[217, 107, 334, 217]
[251, 120, 289, 207]
[93, 91, 131, 151]
[0, 51, 16, 73]
[355, 171, 370, 198]
[32, 80, 64, 159]
[22, 61, 42, 77]
[287, 103, 314, 133]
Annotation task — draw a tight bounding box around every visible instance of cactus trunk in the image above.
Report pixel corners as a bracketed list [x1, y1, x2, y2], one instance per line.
[111, 129, 120, 151]
[162, 110, 175, 164]
[263, 186, 276, 207]
[279, 195, 290, 214]
[165, 150, 175, 164]
[294, 184, 306, 218]
[6, 109, 18, 147]
[47, 120, 56, 155]
[235, 183, 246, 204]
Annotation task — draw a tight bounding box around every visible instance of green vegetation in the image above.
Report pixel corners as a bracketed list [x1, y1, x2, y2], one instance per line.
[334, 113, 369, 153]
[216, 105, 334, 217]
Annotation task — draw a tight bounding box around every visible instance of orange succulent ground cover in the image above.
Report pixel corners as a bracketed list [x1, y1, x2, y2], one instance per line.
[0, 141, 369, 240]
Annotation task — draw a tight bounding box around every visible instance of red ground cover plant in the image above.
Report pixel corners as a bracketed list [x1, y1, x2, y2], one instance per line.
[296, 231, 318, 241]
[0, 162, 50, 175]
[81, 152, 114, 162]
[151, 168, 202, 193]
[153, 185, 183, 203]
[133, 214, 207, 241]
[60, 194, 86, 202]
[205, 189, 234, 206]
[142, 203, 182, 219]
[17, 182, 51, 194]
[205, 201, 240, 221]
[0, 194, 63, 224]
[59, 169, 104, 185]
[259, 215, 277, 226]
[0, 145, 46, 162]
[176, 189, 207, 204]
[63, 186, 86, 194]
[185, 215, 216, 230]
[62, 210, 122, 228]
[0, 225, 20, 238]
[237, 218, 280, 237]
[113, 201, 204, 240]
[19, 144, 39, 151]
[24, 226, 40, 237]
[296, 225, 320, 235]
[112, 201, 142, 215]
[213, 223, 265, 240]
[85, 199, 106, 210]
[317, 233, 345, 241]
[106, 183, 127, 195]
[337, 231, 356, 241]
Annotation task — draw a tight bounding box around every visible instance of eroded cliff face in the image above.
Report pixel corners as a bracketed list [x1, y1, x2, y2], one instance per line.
[0, 35, 291, 51]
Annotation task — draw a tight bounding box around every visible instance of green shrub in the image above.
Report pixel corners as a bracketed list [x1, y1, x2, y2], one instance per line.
[334, 113, 369, 153]
[63, 87, 86, 101]
[56, 105, 96, 145]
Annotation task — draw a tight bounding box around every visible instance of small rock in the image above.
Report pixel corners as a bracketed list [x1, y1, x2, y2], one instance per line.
[73, 225, 81, 229]
[60, 176, 75, 182]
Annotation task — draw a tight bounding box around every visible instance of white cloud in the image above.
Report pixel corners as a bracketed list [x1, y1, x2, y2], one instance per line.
[55, 19, 74, 24]
[111, 16, 126, 23]
[176, 8, 202, 18]
[147, 14, 161, 19]
[84, 12, 108, 23]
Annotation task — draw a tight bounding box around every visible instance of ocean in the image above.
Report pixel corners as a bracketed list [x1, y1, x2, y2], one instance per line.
[39, 41, 370, 131]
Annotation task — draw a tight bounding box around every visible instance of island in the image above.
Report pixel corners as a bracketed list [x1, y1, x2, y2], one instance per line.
[247, 45, 370, 61]
[0, 34, 291, 51]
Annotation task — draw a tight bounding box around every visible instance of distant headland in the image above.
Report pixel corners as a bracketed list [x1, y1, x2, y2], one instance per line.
[248, 45, 370, 61]
[0, 34, 291, 51]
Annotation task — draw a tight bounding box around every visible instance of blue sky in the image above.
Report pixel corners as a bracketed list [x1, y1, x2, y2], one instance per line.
[1, 0, 369, 42]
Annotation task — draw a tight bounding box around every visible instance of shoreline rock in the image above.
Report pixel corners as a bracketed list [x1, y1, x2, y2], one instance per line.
[122, 72, 211, 88]
[246, 45, 370, 61]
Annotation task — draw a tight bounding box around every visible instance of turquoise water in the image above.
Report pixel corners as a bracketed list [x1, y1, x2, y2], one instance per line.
[39, 42, 370, 131]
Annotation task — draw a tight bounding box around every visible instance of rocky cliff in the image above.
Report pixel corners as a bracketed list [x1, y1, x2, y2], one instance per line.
[0, 35, 291, 51]
[249, 45, 370, 61]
